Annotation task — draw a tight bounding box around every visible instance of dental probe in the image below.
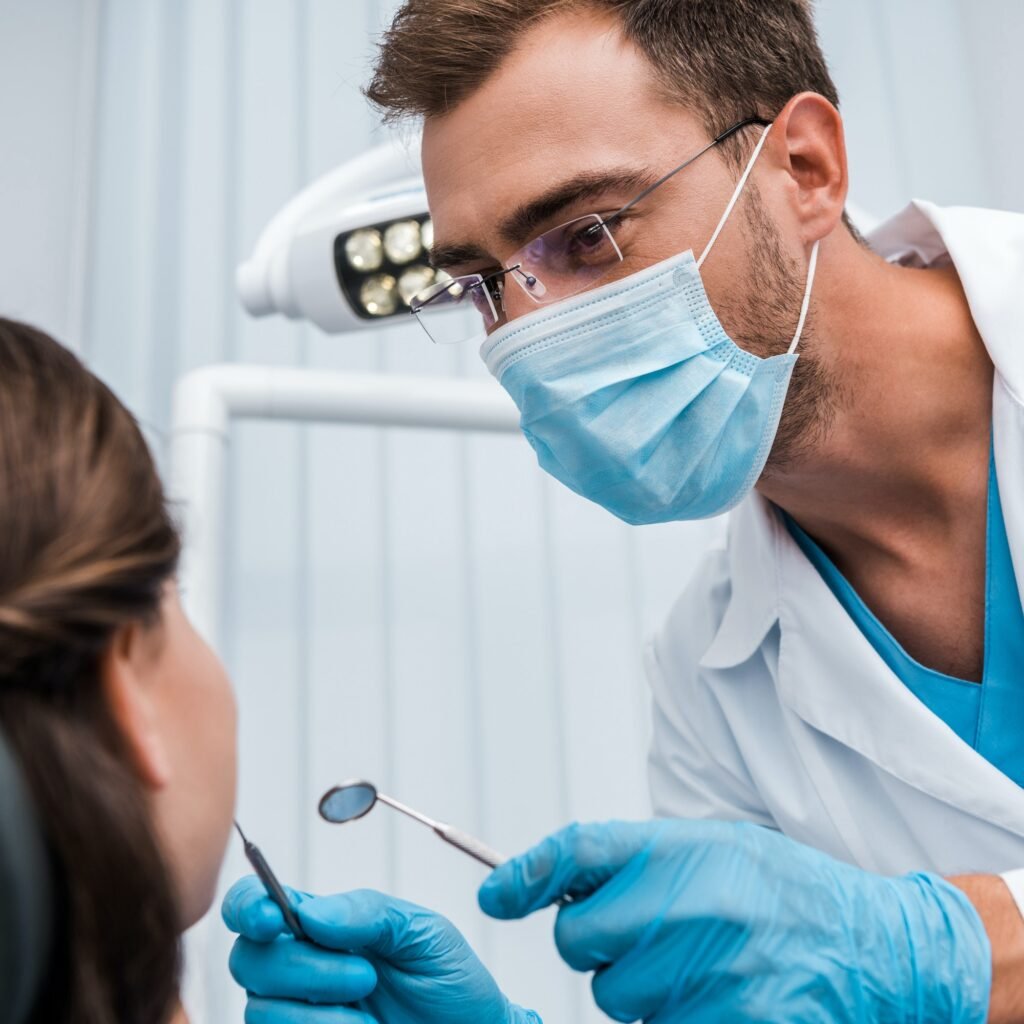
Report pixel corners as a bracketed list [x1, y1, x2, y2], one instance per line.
[234, 820, 307, 941]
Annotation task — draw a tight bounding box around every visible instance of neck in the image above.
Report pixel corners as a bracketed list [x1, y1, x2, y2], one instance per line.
[170, 1000, 190, 1024]
[758, 228, 993, 555]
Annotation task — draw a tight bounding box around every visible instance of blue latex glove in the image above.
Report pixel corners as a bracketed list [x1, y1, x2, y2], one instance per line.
[223, 876, 541, 1024]
[478, 820, 991, 1024]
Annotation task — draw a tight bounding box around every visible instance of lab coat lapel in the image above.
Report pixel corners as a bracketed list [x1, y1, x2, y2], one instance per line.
[922, 200, 1024, 656]
[699, 494, 779, 670]
[874, 201, 1024, 620]
[994, 380, 1024, 622]
[774, 510, 1024, 841]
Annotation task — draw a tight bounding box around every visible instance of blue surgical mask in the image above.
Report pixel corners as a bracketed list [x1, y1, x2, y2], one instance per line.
[480, 126, 820, 524]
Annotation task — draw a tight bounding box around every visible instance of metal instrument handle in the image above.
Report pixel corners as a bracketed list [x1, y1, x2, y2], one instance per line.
[435, 824, 573, 906]
[435, 825, 507, 868]
[245, 841, 307, 941]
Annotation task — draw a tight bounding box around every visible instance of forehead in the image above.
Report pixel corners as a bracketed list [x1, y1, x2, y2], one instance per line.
[421, 10, 704, 251]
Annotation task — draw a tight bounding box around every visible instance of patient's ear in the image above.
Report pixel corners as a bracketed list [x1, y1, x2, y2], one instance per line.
[100, 621, 172, 789]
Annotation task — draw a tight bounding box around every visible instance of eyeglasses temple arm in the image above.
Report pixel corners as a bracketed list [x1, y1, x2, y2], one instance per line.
[598, 116, 773, 230]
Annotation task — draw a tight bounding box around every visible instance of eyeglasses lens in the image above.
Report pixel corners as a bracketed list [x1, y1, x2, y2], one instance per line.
[411, 214, 623, 345]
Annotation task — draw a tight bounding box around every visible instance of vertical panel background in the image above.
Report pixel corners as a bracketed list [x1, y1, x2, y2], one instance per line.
[2, 1, 1023, 1020]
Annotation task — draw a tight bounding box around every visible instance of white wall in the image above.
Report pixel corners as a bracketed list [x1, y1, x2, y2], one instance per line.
[0, 0, 99, 348]
[1, 2, 1022, 1021]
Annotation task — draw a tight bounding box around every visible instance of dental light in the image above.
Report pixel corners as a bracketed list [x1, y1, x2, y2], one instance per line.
[236, 133, 439, 333]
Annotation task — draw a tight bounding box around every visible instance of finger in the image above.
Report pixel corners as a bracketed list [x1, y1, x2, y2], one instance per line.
[245, 997, 377, 1024]
[590, 955, 667, 1024]
[551, 841, 677, 972]
[223, 876, 311, 942]
[580, 865, 750, 1016]
[478, 821, 662, 919]
[297, 890, 458, 965]
[229, 937, 378, 1004]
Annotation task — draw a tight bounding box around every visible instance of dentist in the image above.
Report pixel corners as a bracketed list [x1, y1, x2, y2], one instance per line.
[225, 1, 1024, 1019]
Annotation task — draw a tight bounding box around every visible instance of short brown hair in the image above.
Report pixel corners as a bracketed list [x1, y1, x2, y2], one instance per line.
[367, 0, 840, 141]
[0, 319, 181, 1023]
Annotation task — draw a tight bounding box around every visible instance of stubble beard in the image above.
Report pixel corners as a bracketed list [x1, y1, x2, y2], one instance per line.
[724, 184, 841, 476]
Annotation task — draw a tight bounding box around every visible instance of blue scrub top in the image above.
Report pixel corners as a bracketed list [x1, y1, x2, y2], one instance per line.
[785, 443, 1024, 786]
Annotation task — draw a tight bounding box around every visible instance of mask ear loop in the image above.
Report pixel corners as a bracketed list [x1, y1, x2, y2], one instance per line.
[697, 123, 773, 271]
[694, 121, 821, 358]
[788, 239, 820, 356]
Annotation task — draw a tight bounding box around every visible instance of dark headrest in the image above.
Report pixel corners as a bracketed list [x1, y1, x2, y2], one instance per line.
[0, 727, 53, 1024]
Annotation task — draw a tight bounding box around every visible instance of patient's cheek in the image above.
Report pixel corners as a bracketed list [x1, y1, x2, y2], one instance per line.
[154, 591, 238, 927]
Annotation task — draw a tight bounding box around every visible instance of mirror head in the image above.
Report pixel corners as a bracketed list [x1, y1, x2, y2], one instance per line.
[318, 780, 379, 824]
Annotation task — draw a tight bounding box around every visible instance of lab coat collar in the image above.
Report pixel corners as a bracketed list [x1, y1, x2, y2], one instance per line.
[704, 485, 1024, 839]
[774, 522, 1024, 839]
[699, 492, 781, 670]
[701, 200, 1024, 671]
[870, 200, 1024, 402]
[854, 200, 1024, 632]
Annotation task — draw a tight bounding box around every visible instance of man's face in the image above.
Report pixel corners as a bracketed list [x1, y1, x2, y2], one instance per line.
[421, 9, 832, 468]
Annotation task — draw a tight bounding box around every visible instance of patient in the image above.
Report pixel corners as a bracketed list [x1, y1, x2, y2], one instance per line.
[0, 316, 530, 1024]
[0, 318, 237, 1023]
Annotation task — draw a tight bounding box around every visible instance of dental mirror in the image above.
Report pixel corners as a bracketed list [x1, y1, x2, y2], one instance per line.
[319, 779, 506, 868]
[319, 781, 377, 823]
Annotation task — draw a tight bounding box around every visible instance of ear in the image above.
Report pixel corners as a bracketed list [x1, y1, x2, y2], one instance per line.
[100, 622, 172, 790]
[769, 92, 849, 243]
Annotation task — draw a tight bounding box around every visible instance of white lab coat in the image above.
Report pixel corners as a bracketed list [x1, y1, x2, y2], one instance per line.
[647, 201, 1024, 877]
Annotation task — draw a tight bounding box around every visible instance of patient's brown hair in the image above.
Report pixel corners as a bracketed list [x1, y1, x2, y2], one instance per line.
[0, 318, 182, 1023]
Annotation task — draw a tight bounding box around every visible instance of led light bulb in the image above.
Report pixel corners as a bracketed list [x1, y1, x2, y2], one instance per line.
[383, 220, 423, 265]
[420, 219, 434, 251]
[398, 265, 436, 306]
[345, 229, 384, 272]
[360, 274, 399, 317]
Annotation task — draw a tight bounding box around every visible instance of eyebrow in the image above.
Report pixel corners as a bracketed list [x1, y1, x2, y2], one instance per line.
[428, 167, 655, 273]
[428, 241, 494, 273]
[498, 169, 655, 248]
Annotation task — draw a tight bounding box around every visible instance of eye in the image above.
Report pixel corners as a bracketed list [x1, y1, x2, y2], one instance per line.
[563, 219, 620, 267]
[573, 222, 606, 247]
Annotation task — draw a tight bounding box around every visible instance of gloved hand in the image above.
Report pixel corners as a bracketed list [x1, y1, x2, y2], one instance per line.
[223, 876, 541, 1024]
[478, 820, 991, 1024]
